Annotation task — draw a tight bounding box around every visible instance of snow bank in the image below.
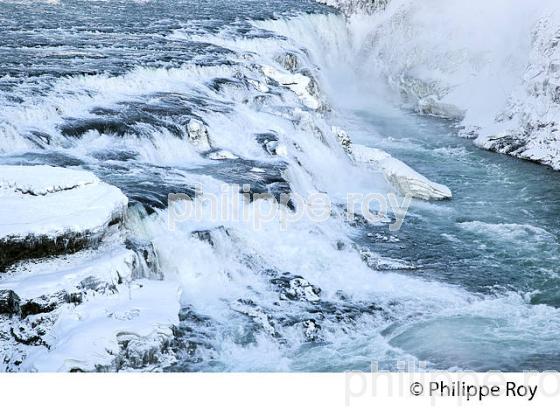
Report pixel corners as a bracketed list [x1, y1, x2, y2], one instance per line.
[0, 243, 135, 300]
[0, 165, 128, 269]
[0, 165, 127, 240]
[22, 277, 179, 372]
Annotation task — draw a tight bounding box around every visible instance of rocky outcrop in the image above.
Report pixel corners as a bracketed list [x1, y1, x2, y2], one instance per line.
[0, 290, 20, 316]
[475, 17, 560, 171]
[329, 126, 452, 200]
[0, 165, 128, 270]
[332, 126, 352, 155]
[0, 166, 179, 372]
[261, 65, 324, 111]
[352, 144, 452, 200]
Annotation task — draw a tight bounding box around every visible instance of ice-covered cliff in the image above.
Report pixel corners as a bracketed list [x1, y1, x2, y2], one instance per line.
[318, 0, 560, 170]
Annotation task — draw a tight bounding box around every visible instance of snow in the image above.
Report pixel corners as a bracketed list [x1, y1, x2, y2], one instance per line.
[353, 144, 452, 200]
[22, 278, 180, 372]
[261, 65, 322, 110]
[0, 242, 135, 300]
[0, 166, 180, 372]
[0, 165, 128, 240]
[0, 165, 98, 195]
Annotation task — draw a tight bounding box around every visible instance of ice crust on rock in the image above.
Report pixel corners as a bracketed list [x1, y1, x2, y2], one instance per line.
[262, 65, 322, 111]
[0, 165, 127, 241]
[0, 165, 128, 270]
[186, 119, 212, 151]
[352, 144, 452, 200]
[0, 166, 180, 372]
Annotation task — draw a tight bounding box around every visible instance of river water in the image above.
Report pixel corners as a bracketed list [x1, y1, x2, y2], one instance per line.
[1, 0, 559, 372]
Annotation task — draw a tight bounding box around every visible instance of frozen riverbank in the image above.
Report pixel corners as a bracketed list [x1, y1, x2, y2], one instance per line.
[315, 0, 560, 170]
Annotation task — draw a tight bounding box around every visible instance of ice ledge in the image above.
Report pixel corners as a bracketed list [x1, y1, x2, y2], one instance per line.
[0, 165, 128, 270]
[352, 144, 452, 200]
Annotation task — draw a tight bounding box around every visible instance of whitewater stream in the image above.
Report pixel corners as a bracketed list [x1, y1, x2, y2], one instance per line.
[1, 0, 559, 372]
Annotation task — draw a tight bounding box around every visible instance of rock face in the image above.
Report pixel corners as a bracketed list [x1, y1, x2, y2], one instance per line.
[475, 17, 560, 171]
[331, 1, 560, 171]
[352, 144, 452, 200]
[0, 165, 128, 270]
[0, 166, 179, 372]
[0, 290, 20, 316]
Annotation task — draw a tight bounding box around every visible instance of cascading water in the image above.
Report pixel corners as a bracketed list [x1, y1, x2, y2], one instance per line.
[1, 0, 559, 372]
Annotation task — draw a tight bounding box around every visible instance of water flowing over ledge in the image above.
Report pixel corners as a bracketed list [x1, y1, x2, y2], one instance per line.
[0, 0, 559, 372]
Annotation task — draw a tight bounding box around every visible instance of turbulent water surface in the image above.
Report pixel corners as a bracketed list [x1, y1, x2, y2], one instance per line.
[1, 0, 560, 372]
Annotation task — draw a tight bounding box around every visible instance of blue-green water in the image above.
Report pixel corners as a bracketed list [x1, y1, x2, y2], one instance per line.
[1, 0, 560, 372]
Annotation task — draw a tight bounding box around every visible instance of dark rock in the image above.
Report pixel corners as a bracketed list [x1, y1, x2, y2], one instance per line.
[255, 132, 282, 156]
[169, 306, 218, 370]
[20, 290, 70, 318]
[307, 299, 385, 324]
[10, 326, 43, 346]
[191, 226, 230, 248]
[78, 276, 118, 295]
[0, 290, 21, 316]
[485, 133, 527, 154]
[271, 273, 321, 302]
[0, 228, 116, 273]
[207, 77, 246, 93]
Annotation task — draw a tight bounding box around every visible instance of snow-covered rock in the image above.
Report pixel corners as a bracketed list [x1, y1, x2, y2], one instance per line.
[0, 237, 180, 372]
[275, 51, 302, 73]
[0, 243, 134, 301]
[475, 16, 560, 170]
[270, 273, 322, 303]
[0, 290, 20, 316]
[230, 299, 278, 337]
[0, 165, 128, 270]
[18, 277, 179, 372]
[0, 165, 182, 372]
[332, 126, 352, 154]
[186, 119, 212, 151]
[205, 149, 239, 160]
[316, 0, 387, 14]
[262, 65, 323, 110]
[352, 144, 452, 200]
